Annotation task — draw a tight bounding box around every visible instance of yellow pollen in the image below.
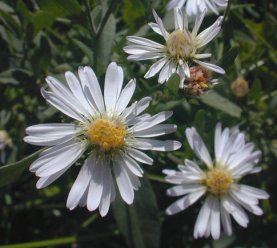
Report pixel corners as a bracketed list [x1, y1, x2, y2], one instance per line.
[166, 30, 194, 61]
[87, 118, 126, 152]
[204, 168, 233, 195]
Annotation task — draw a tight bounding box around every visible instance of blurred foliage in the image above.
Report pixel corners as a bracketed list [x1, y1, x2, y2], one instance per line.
[0, 0, 276, 247]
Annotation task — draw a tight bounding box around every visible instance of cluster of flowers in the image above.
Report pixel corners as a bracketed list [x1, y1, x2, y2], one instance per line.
[24, 0, 268, 240]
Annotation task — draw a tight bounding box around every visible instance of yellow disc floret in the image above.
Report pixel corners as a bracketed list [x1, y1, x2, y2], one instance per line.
[205, 168, 233, 195]
[166, 30, 194, 61]
[87, 118, 126, 152]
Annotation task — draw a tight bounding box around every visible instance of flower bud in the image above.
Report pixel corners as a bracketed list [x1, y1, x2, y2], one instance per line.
[231, 76, 249, 97]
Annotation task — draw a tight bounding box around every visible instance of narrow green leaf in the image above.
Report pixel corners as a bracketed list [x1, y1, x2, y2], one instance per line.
[97, 14, 116, 74]
[0, 150, 41, 188]
[0, 236, 76, 248]
[112, 178, 160, 248]
[72, 38, 94, 65]
[218, 46, 240, 70]
[37, 0, 82, 18]
[200, 91, 242, 118]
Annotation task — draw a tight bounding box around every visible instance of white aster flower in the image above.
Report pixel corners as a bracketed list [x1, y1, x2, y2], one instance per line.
[167, 0, 228, 16]
[163, 123, 269, 239]
[24, 62, 181, 216]
[124, 8, 225, 88]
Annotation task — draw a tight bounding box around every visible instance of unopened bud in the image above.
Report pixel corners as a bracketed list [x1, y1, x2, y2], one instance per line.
[231, 76, 249, 97]
[0, 130, 12, 150]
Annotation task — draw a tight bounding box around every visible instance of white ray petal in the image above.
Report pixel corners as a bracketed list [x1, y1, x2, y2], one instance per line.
[144, 58, 168, 79]
[41, 89, 86, 122]
[193, 60, 225, 74]
[115, 79, 136, 114]
[134, 138, 181, 151]
[99, 166, 114, 216]
[185, 127, 213, 168]
[34, 141, 86, 177]
[104, 62, 124, 113]
[126, 148, 153, 165]
[113, 159, 134, 204]
[66, 158, 92, 210]
[133, 124, 177, 138]
[87, 157, 105, 211]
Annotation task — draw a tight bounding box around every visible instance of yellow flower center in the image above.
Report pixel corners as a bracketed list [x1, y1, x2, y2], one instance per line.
[166, 30, 194, 61]
[87, 118, 126, 152]
[204, 168, 233, 195]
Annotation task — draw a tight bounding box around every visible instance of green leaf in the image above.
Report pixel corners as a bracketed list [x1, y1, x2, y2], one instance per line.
[37, 0, 82, 18]
[112, 178, 160, 248]
[30, 11, 56, 37]
[72, 38, 94, 65]
[218, 46, 240, 71]
[123, 0, 144, 26]
[97, 14, 116, 74]
[200, 91, 242, 118]
[0, 150, 41, 188]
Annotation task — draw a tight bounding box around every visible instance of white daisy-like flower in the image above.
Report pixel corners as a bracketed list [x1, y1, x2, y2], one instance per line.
[163, 123, 269, 239]
[167, 0, 228, 16]
[124, 8, 225, 88]
[24, 62, 181, 217]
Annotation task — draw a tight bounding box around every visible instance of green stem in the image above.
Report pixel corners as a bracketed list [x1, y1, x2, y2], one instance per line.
[222, 0, 232, 24]
[83, 0, 96, 37]
[146, 173, 167, 183]
[0, 236, 76, 248]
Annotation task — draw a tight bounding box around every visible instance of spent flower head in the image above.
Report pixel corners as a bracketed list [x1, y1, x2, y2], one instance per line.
[163, 123, 269, 239]
[124, 8, 225, 88]
[24, 62, 181, 216]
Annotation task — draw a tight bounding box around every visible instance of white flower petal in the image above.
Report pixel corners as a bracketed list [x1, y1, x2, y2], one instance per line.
[36, 166, 68, 189]
[87, 157, 105, 211]
[144, 58, 168, 79]
[193, 59, 225, 74]
[133, 124, 177, 138]
[65, 71, 94, 115]
[26, 123, 79, 137]
[127, 36, 164, 49]
[148, 22, 163, 36]
[222, 196, 249, 228]
[220, 200, 232, 236]
[41, 88, 86, 122]
[133, 111, 173, 132]
[34, 141, 86, 177]
[24, 133, 75, 147]
[66, 158, 92, 210]
[104, 62, 124, 113]
[99, 166, 114, 216]
[152, 9, 169, 39]
[126, 148, 153, 165]
[82, 66, 105, 113]
[113, 159, 134, 204]
[115, 79, 136, 114]
[46, 76, 89, 118]
[238, 184, 269, 199]
[134, 138, 181, 151]
[185, 127, 213, 168]
[197, 16, 223, 48]
[210, 197, 221, 240]
[122, 155, 144, 177]
[166, 184, 205, 197]
[166, 188, 205, 215]
[194, 196, 213, 238]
